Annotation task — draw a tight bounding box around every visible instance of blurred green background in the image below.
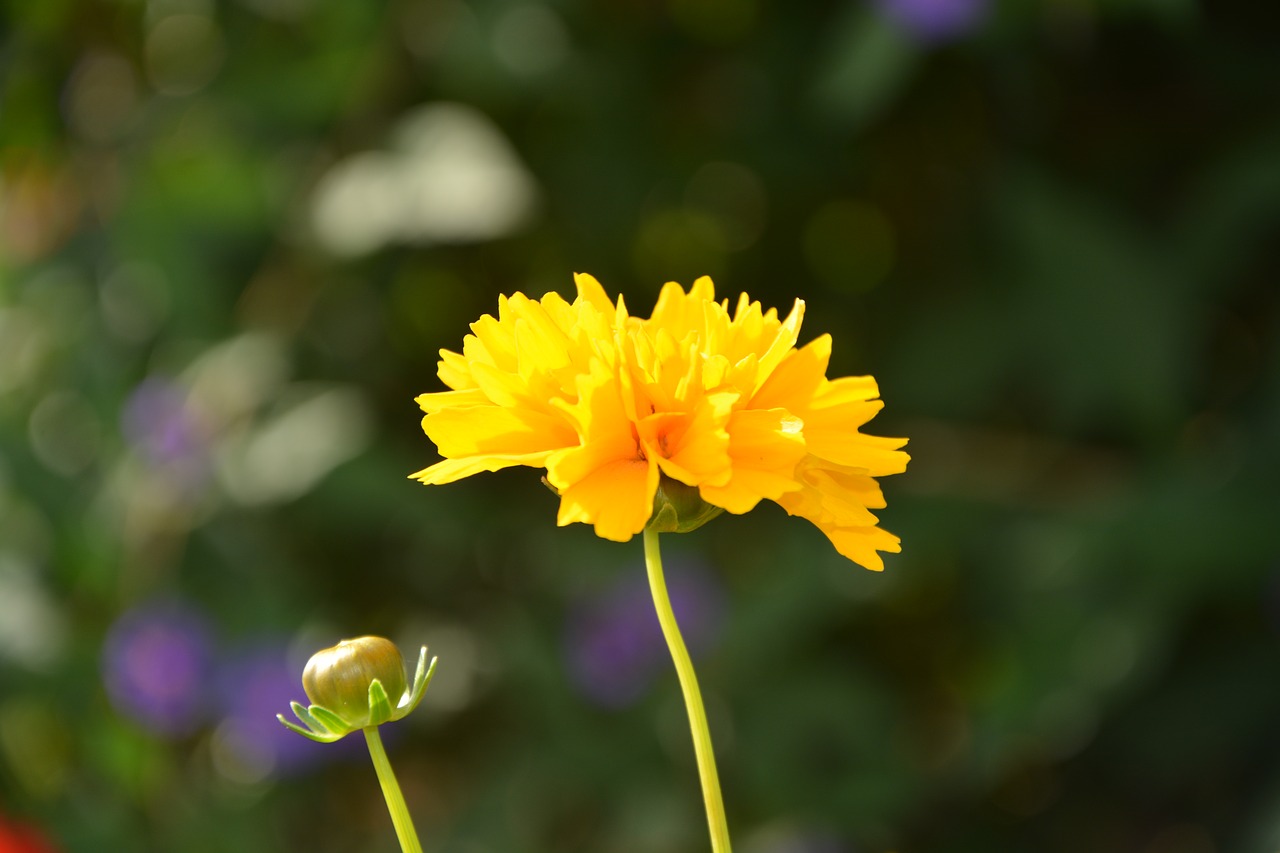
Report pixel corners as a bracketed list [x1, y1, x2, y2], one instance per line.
[1, 0, 1278, 850]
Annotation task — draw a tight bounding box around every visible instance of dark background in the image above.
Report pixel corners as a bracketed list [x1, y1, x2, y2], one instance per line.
[1, 0, 1278, 850]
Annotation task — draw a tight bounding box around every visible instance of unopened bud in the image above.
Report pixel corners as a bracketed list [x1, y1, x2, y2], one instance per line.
[278, 636, 436, 743]
[303, 637, 407, 729]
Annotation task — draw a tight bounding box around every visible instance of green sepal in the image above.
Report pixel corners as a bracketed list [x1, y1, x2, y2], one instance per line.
[649, 501, 680, 532]
[309, 704, 352, 736]
[647, 476, 724, 534]
[289, 701, 329, 734]
[276, 713, 342, 743]
[397, 649, 436, 718]
[368, 678, 392, 727]
[276, 701, 347, 742]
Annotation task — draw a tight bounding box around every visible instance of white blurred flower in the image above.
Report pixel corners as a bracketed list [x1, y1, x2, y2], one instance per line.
[311, 102, 538, 256]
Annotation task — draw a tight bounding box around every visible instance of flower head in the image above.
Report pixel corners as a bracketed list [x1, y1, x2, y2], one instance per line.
[412, 275, 908, 570]
[277, 637, 435, 742]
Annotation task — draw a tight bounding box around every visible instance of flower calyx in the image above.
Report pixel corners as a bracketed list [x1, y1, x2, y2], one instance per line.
[647, 476, 724, 535]
[277, 636, 436, 743]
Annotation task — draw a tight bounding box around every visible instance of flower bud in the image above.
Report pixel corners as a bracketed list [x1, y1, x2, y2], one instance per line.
[303, 637, 406, 730]
[278, 637, 435, 742]
[648, 476, 725, 534]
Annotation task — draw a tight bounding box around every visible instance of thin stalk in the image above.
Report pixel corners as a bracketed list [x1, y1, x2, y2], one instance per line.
[643, 527, 733, 853]
[363, 725, 424, 853]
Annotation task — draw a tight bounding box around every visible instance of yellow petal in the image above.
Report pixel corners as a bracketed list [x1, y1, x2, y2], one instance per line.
[437, 349, 476, 390]
[423, 405, 576, 459]
[469, 312, 518, 371]
[574, 272, 616, 317]
[467, 360, 525, 408]
[815, 374, 879, 405]
[650, 281, 694, 332]
[415, 388, 490, 414]
[688, 275, 716, 302]
[410, 452, 555, 484]
[754, 299, 806, 385]
[648, 278, 717, 341]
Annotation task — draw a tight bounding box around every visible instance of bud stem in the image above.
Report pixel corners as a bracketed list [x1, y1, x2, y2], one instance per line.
[363, 725, 424, 853]
[643, 527, 733, 853]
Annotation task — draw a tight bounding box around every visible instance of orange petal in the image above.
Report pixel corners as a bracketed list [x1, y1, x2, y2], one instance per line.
[546, 365, 640, 489]
[821, 524, 902, 572]
[555, 457, 658, 542]
[639, 392, 736, 488]
[805, 425, 910, 475]
[699, 408, 806, 514]
[775, 460, 884, 528]
[751, 334, 831, 411]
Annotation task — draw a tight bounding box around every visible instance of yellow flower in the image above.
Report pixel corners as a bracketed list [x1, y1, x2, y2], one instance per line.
[411, 274, 909, 570]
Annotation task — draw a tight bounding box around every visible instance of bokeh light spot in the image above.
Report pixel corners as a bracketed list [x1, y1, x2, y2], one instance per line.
[684, 161, 767, 252]
[145, 13, 226, 96]
[493, 4, 570, 77]
[632, 208, 728, 290]
[802, 199, 895, 293]
[63, 52, 141, 144]
[0, 555, 68, 672]
[100, 263, 170, 344]
[28, 391, 101, 477]
[667, 0, 757, 43]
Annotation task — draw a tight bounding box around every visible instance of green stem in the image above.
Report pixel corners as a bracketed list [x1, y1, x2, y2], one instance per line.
[363, 725, 424, 853]
[643, 527, 733, 853]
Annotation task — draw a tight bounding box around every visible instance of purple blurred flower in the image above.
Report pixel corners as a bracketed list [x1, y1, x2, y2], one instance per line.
[214, 643, 359, 778]
[565, 558, 725, 708]
[874, 0, 989, 43]
[121, 378, 209, 487]
[102, 600, 214, 736]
